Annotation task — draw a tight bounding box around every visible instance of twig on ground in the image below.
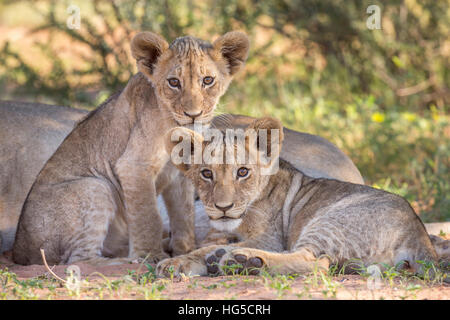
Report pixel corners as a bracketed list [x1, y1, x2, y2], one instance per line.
[40, 248, 66, 283]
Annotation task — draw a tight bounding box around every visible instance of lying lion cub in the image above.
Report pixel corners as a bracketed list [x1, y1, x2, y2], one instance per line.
[156, 117, 449, 280]
[13, 31, 250, 265]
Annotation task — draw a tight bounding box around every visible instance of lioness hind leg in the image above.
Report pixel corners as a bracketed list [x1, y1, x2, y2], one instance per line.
[13, 178, 124, 265]
[206, 247, 330, 276]
[60, 178, 125, 265]
[66, 211, 120, 264]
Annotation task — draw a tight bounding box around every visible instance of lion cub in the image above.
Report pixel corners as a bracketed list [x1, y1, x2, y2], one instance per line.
[13, 31, 249, 265]
[157, 117, 448, 280]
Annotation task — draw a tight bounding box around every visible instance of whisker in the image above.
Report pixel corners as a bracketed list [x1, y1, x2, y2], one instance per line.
[218, 113, 234, 128]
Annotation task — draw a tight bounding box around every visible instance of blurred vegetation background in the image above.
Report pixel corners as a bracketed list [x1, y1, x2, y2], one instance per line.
[0, 0, 448, 222]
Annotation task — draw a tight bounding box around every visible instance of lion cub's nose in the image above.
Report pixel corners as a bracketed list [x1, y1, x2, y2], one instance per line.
[184, 110, 203, 120]
[215, 202, 234, 213]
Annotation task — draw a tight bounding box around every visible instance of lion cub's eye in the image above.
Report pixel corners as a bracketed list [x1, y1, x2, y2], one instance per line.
[237, 167, 249, 178]
[203, 76, 214, 86]
[168, 78, 180, 88]
[201, 169, 213, 180]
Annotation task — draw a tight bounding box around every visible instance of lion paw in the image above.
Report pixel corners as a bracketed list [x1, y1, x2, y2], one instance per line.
[132, 251, 170, 264]
[156, 256, 207, 277]
[205, 247, 265, 276]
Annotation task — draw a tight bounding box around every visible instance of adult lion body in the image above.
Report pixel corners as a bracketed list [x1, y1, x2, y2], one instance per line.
[12, 31, 251, 265]
[156, 118, 450, 280]
[0, 102, 88, 252]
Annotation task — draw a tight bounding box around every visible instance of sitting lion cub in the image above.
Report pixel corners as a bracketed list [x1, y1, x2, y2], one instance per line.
[156, 117, 448, 280]
[13, 31, 249, 265]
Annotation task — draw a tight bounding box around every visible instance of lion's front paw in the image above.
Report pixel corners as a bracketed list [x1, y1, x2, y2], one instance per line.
[156, 255, 207, 277]
[205, 247, 265, 276]
[132, 250, 170, 264]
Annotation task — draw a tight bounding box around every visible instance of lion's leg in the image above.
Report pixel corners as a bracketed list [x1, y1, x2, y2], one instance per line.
[14, 177, 127, 265]
[116, 164, 169, 263]
[162, 237, 171, 254]
[63, 178, 129, 265]
[206, 247, 330, 276]
[199, 228, 238, 247]
[156, 244, 226, 277]
[161, 173, 196, 256]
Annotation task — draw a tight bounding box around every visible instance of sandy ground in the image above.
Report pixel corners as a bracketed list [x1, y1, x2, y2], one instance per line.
[1, 204, 449, 299]
[0, 250, 141, 278]
[1, 215, 450, 300]
[1, 250, 449, 300]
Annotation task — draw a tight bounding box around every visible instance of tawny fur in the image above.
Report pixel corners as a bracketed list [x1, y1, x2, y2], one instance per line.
[0, 102, 88, 253]
[1, 105, 446, 267]
[0, 103, 364, 256]
[12, 31, 250, 265]
[157, 118, 446, 281]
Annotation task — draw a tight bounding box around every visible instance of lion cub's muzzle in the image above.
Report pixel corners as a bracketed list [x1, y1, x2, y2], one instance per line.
[172, 103, 213, 124]
[183, 110, 203, 121]
[206, 205, 246, 221]
[207, 208, 244, 232]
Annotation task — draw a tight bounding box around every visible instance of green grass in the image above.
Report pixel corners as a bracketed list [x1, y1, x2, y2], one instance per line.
[0, 264, 168, 300]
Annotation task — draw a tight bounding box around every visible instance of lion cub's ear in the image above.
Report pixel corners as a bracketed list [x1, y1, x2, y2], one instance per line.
[165, 127, 204, 172]
[245, 117, 284, 160]
[131, 32, 169, 79]
[213, 31, 250, 75]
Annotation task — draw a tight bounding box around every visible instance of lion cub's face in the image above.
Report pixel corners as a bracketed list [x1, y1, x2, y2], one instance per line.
[165, 117, 284, 232]
[190, 161, 262, 232]
[131, 32, 249, 126]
